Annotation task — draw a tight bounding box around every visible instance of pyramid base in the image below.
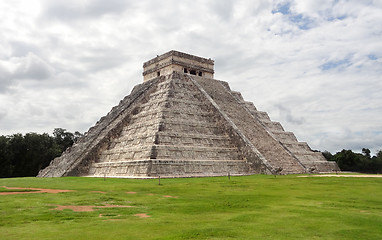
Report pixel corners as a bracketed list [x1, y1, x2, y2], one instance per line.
[86, 159, 254, 178]
[302, 161, 340, 173]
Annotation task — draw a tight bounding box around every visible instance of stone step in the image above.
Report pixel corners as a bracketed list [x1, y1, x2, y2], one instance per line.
[145, 90, 169, 102]
[280, 141, 311, 153]
[95, 159, 246, 165]
[244, 101, 257, 111]
[154, 145, 243, 160]
[160, 118, 218, 128]
[88, 159, 252, 177]
[253, 111, 271, 121]
[98, 146, 243, 162]
[155, 76, 195, 88]
[98, 145, 152, 161]
[148, 85, 200, 100]
[130, 110, 162, 122]
[163, 101, 212, 113]
[231, 91, 245, 102]
[161, 109, 213, 120]
[159, 124, 220, 136]
[122, 119, 161, 132]
[109, 131, 233, 149]
[139, 98, 208, 110]
[109, 134, 155, 146]
[270, 131, 298, 142]
[260, 120, 284, 132]
[156, 132, 234, 148]
[156, 77, 195, 88]
[293, 152, 327, 161]
[130, 107, 213, 122]
[156, 132, 229, 140]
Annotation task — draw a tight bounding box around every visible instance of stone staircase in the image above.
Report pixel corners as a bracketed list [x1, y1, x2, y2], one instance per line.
[88, 74, 252, 177]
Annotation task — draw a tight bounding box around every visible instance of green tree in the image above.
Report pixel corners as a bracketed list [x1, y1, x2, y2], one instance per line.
[7, 134, 27, 177]
[0, 129, 82, 178]
[0, 136, 12, 178]
[53, 128, 81, 152]
[322, 150, 333, 161]
[332, 149, 363, 171]
[370, 150, 382, 173]
[23, 133, 62, 176]
[331, 148, 382, 173]
[362, 148, 371, 158]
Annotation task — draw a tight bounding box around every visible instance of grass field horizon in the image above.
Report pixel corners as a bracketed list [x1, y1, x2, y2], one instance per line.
[1, 174, 381, 239]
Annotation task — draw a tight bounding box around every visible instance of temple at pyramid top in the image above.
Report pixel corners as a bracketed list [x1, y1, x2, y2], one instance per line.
[143, 50, 214, 81]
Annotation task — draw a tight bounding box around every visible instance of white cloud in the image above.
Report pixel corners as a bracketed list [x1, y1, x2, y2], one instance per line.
[41, 0, 133, 21]
[0, 0, 381, 154]
[12, 53, 55, 80]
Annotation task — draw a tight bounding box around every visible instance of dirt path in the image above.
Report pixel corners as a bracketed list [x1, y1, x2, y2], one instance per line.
[53, 204, 134, 212]
[299, 174, 382, 178]
[134, 213, 151, 218]
[91, 191, 106, 193]
[1, 186, 73, 195]
[163, 195, 178, 198]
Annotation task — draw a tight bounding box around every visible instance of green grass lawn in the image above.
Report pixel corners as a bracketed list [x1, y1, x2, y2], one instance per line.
[0, 175, 381, 240]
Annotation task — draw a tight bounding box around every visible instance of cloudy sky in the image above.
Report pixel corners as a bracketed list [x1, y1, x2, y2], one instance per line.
[1, 0, 381, 154]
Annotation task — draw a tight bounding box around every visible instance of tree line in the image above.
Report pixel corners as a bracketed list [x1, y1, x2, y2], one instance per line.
[0, 128, 381, 177]
[0, 128, 82, 178]
[323, 148, 382, 173]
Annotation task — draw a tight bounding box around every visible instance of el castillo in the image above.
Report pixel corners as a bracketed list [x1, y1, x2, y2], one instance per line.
[38, 50, 339, 178]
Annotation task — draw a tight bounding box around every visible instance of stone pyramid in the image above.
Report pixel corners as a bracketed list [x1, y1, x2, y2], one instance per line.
[38, 50, 339, 178]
